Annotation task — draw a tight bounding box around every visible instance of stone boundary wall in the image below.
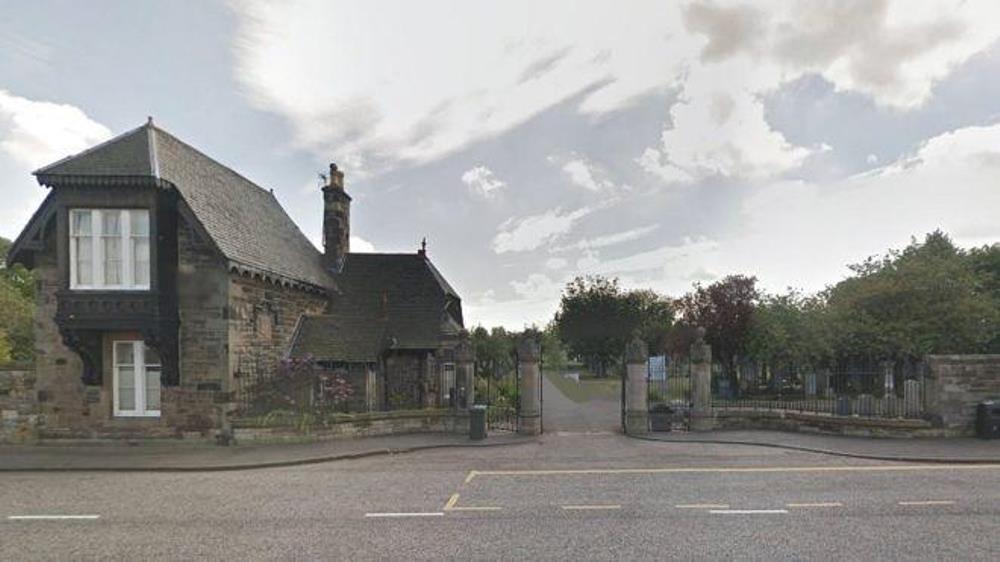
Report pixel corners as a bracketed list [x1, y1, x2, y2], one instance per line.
[706, 409, 944, 438]
[231, 409, 470, 443]
[0, 368, 41, 444]
[925, 354, 1000, 434]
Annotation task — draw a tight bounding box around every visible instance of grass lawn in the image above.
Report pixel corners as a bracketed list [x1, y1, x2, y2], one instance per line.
[545, 369, 620, 403]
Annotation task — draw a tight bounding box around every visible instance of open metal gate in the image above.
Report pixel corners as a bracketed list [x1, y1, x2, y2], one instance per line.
[648, 356, 692, 432]
[476, 355, 520, 433]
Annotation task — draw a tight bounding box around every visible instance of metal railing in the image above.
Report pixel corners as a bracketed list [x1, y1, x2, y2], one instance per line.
[710, 360, 928, 419]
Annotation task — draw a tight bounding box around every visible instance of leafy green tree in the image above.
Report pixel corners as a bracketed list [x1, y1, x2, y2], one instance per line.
[747, 290, 830, 370]
[555, 276, 634, 376]
[679, 275, 760, 382]
[0, 237, 34, 362]
[824, 231, 998, 361]
[630, 289, 674, 356]
[470, 325, 515, 378]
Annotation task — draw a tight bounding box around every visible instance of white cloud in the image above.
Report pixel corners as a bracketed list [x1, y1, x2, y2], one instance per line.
[561, 156, 615, 192]
[0, 90, 111, 169]
[230, 0, 691, 171]
[492, 205, 594, 254]
[232, 1, 1000, 183]
[350, 235, 376, 253]
[640, 0, 1000, 184]
[553, 225, 658, 252]
[545, 257, 568, 270]
[0, 90, 111, 240]
[461, 165, 505, 198]
[697, 122, 1000, 293]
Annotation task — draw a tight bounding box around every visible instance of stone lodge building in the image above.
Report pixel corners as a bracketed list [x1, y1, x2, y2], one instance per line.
[7, 119, 464, 438]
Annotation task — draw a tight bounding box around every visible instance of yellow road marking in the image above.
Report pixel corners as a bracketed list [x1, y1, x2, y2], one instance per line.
[443, 492, 502, 512]
[469, 464, 1000, 478]
[676, 504, 729, 509]
[898, 500, 956, 506]
[561, 505, 621, 510]
[465, 470, 478, 484]
[787, 502, 843, 508]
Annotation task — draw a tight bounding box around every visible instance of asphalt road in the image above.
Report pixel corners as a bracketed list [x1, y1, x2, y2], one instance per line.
[2, 434, 999, 561]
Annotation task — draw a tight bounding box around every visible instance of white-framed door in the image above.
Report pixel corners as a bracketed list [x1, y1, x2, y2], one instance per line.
[112, 340, 162, 417]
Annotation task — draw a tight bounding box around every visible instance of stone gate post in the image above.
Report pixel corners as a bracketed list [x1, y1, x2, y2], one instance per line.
[689, 327, 714, 431]
[454, 334, 475, 409]
[517, 337, 542, 436]
[625, 337, 650, 435]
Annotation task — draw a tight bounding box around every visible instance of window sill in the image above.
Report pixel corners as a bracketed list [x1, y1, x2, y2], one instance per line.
[113, 412, 162, 419]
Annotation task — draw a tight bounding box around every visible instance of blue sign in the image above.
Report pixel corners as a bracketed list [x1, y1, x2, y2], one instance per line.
[649, 355, 667, 381]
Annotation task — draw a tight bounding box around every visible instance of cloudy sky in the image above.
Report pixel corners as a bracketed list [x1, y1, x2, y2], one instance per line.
[2, 1, 1000, 328]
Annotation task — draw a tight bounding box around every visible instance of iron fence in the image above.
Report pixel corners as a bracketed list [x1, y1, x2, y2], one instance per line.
[710, 359, 928, 419]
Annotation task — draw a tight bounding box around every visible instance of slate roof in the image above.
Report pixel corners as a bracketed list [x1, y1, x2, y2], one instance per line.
[290, 253, 464, 362]
[32, 121, 333, 290]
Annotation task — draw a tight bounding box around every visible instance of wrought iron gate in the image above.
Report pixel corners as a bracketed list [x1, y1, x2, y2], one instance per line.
[648, 356, 692, 432]
[476, 357, 520, 433]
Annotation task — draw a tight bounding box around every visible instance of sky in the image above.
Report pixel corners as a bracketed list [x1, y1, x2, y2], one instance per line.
[2, 0, 1000, 329]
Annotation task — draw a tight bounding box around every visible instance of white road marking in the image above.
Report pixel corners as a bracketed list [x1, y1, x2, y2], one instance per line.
[676, 503, 729, 509]
[898, 500, 956, 506]
[787, 502, 843, 508]
[561, 505, 621, 510]
[447, 506, 503, 512]
[364, 512, 444, 518]
[709, 509, 789, 515]
[7, 515, 100, 520]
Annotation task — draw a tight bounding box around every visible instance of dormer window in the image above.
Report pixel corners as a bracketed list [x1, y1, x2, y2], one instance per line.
[69, 209, 150, 290]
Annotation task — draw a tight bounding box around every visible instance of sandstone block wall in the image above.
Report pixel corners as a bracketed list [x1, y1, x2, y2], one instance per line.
[0, 369, 41, 444]
[926, 355, 1000, 433]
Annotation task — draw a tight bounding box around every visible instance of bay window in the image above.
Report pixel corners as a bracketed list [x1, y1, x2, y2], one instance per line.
[113, 341, 161, 417]
[69, 209, 150, 290]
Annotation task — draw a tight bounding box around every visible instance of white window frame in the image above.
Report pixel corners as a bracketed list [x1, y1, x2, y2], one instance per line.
[112, 340, 161, 418]
[442, 362, 456, 401]
[69, 209, 150, 290]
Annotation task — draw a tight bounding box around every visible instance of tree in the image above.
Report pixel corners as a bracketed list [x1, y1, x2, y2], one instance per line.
[470, 325, 515, 378]
[824, 231, 998, 361]
[554, 276, 640, 376]
[747, 290, 830, 370]
[0, 237, 34, 362]
[679, 275, 760, 382]
[629, 289, 674, 356]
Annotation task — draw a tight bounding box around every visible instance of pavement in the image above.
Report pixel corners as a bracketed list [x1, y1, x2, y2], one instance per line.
[636, 429, 1000, 463]
[0, 432, 533, 472]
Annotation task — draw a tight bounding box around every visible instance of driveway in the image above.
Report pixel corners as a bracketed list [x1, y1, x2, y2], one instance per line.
[542, 370, 621, 433]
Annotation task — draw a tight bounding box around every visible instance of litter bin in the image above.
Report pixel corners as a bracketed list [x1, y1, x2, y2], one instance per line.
[470, 405, 487, 441]
[976, 400, 1000, 439]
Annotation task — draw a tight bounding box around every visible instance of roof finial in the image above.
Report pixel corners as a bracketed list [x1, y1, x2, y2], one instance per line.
[419, 237, 427, 256]
[147, 116, 154, 126]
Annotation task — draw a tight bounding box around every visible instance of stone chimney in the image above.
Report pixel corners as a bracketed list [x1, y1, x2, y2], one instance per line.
[322, 163, 351, 272]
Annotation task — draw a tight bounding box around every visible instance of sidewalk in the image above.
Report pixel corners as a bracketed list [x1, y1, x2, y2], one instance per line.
[635, 429, 1000, 463]
[0, 432, 534, 472]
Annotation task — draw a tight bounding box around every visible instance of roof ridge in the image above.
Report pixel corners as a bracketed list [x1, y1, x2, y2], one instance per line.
[148, 123, 276, 197]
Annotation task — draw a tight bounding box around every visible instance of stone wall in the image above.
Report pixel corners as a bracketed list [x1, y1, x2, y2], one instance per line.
[232, 408, 469, 443]
[925, 355, 1000, 434]
[177, 217, 229, 387]
[227, 275, 328, 389]
[0, 368, 41, 444]
[30, 234, 88, 434]
[705, 409, 943, 438]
